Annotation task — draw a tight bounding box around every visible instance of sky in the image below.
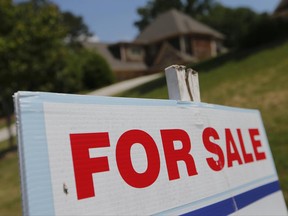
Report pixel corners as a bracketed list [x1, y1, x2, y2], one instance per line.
[51, 0, 281, 43]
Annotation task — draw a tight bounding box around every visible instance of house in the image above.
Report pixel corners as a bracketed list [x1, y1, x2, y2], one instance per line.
[85, 9, 225, 81]
[274, 0, 288, 18]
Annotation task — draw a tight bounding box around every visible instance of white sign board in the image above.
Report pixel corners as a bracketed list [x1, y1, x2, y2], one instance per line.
[14, 91, 287, 215]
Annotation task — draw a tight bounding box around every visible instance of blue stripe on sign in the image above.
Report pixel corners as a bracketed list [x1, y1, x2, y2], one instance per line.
[234, 181, 280, 209]
[181, 181, 280, 216]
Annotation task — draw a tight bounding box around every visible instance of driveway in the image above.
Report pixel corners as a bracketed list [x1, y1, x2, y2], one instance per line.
[88, 73, 163, 96]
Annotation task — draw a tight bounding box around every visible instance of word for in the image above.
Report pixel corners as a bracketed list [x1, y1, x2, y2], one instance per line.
[69, 127, 266, 200]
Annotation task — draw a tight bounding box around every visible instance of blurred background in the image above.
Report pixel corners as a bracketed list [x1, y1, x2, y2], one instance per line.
[0, 0, 287, 214]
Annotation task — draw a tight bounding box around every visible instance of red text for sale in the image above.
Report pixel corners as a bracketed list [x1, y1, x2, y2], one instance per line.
[69, 127, 266, 200]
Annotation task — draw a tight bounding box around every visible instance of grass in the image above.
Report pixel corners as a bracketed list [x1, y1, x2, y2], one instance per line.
[0, 116, 15, 130]
[0, 118, 7, 129]
[120, 40, 288, 205]
[0, 40, 287, 214]
[0, 140, 21, 216]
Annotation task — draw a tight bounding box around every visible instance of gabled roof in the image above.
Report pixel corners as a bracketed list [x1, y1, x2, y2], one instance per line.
[135, 9, 225, 43]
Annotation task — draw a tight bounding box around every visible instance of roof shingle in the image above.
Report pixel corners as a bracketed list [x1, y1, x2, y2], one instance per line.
[135, 9, 225, 43]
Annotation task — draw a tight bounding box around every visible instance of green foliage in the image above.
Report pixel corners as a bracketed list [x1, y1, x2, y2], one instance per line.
[54, 49, 84, 93]
[55, 49, 114, 92]
[62, 11, 92, 44]
[199, 4, 288, 49]
[0, 0, 66, 96]
[0, 0, 14, 36]
[0, 0, 114, 118]
[184, 0, 214, 18]
[81, 50, 114, 90]
[42, 47, 115, 93]
[0, 151, 21, 216]
[199, 4, 258, 48]
[239, 16, 288, 48]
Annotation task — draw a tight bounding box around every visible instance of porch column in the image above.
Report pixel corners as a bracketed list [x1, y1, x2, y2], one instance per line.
[180, 36, 186, 53]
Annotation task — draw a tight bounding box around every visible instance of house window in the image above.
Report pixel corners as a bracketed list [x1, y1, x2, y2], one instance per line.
[131, 47, 142, 55]
[108, 45, 121, 60]
[168, 37, 180, 50]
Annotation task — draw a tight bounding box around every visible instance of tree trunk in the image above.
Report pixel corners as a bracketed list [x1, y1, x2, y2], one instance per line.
[0, 99, 14, 148]
[5, 114, 14, 148]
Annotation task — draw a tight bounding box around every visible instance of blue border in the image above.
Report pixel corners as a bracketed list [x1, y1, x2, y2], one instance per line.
[17, 93, 55, 215]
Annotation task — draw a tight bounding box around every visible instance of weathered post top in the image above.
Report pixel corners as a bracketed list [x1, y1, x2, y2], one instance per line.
[165, 65, 200, 102]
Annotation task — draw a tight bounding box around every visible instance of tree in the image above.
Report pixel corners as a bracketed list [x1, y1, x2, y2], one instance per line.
[62, 11, 92, 45]
[184, 0, 214, 18]
[0, 0, 114, 148]
[0, 0, 22, 147]
[238, 14, 288, 48]
[199, 4, 259, 48]
[81, 50, 114, 90]
[54, 49, 114, 93]
[0, 0, 67, 147]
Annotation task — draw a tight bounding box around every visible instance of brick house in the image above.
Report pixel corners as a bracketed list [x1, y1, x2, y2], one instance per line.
[85, 9, 225, 81]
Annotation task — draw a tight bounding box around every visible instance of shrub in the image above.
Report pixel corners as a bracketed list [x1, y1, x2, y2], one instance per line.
[240, 15, 288, 49]
[81, 50, 114, 90]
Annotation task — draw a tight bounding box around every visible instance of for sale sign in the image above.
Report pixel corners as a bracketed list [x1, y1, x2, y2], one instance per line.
[14, 91, 287, 215]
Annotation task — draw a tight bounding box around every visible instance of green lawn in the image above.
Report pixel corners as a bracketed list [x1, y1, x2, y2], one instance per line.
[0, 41, 287, 214]
[0, 143, 21, 216]
[0, 118, 7, 130]
[120, 40, 288, 204]
[0, 116, 15, 130]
